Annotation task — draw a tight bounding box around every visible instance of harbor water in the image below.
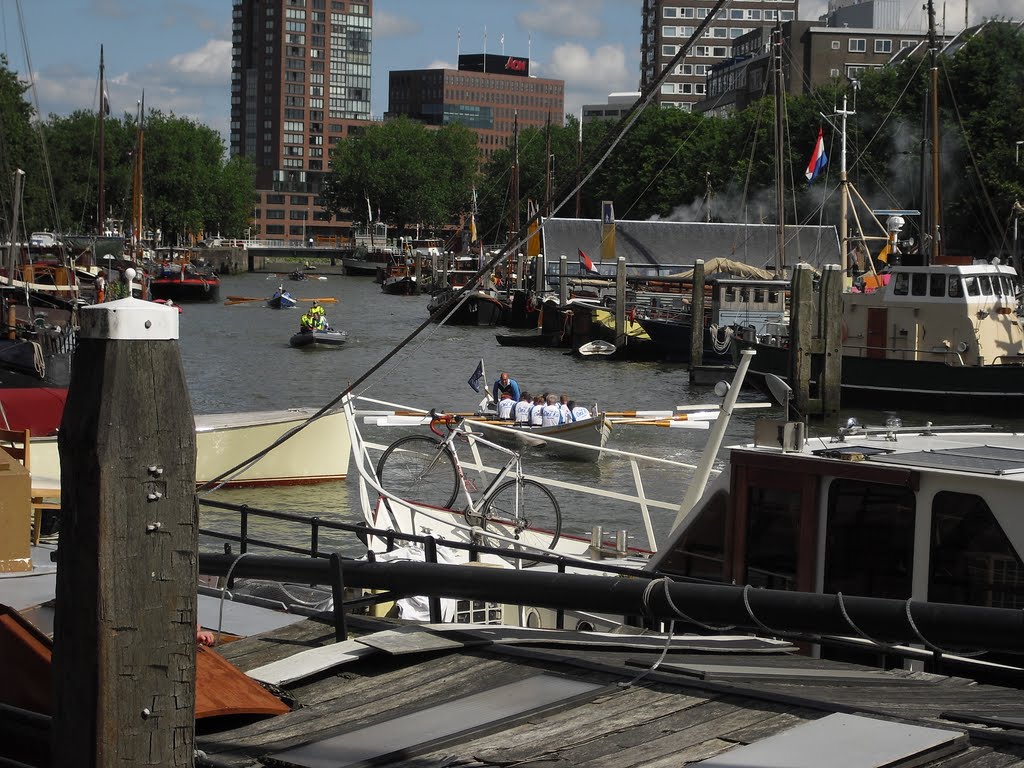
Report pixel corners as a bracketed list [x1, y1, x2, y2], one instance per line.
[187, 270, 1011, 555]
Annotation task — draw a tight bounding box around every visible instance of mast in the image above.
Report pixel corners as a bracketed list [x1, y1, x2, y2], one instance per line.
[511, 111, 520, 238]
[838, 95, 854, 285]
[926, 0, 941, 264]
[132, 94, 145, 261]
[98, 45, 106, 239]
[575, 108, 583, 218]
[543, 112, 552, 218]
[772, 27, 786, 277]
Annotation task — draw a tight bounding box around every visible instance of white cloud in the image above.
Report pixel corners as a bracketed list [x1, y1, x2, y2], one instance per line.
[375, 10, 421, 38]
[426, 59, 455, 70]
[540, 42, 636, 123]
[517, 0, 604, 39]
[163, 40, 231, 87]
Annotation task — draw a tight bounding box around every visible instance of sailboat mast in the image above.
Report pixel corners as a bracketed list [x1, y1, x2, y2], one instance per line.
[132, 94, 145, 260]
[512, 111, 520, 237]
[772, 27, 786, 276]
[838, 95, 854, 284]
[927, 0, 941, 264]
[575, 108, 583, 218]
[98, 45, 106, 239]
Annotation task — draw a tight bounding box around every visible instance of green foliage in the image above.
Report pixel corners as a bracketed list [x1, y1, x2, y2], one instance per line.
[0, 56, 255, 245]
[321, 117, 480, 237]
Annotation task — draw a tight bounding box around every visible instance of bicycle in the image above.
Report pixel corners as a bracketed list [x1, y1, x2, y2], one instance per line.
[375, 410, 562, 549]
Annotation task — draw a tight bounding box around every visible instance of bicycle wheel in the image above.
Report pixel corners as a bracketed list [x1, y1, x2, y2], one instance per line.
[481, 478, 562, 549]
[376, 435, 459, 509]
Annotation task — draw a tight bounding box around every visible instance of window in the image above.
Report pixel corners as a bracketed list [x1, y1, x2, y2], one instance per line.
[824, 480, 916, 599]
[663, 6, 678, 17]
[661, 44, 678, 56]
[930, 492, 1024, 608]
[875, 39, 892, 53]
[911, 272, 927, 296]
[929, 273, 947, 297]
[830, 68, 840, 77]
[849, 38, 866, 52]
[746, 486, 802, 591]
[780, 10, 794, 20]
[893, 272, 909, 296]
[656, 491, 728, 583]
[948, 276, 963, 298]
[832, 40, 840, 50]
[730, 8, 743, 19]
[963, 276, 980, 296]
[747, 9, 761, 19]
[901, 39, 916, 49]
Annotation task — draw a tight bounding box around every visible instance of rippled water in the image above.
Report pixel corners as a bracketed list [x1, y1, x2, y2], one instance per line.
[186, 270, 1016, 555]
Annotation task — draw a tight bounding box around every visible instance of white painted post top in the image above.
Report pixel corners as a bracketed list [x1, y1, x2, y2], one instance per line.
[80, 297, 179, 340]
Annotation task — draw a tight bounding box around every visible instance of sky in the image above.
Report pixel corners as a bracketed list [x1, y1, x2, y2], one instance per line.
[2, 0, 1019, 143]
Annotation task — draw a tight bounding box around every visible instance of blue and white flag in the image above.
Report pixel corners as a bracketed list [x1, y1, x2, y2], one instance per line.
[467, 359, 484, 393]
[805, 127, 828, 183]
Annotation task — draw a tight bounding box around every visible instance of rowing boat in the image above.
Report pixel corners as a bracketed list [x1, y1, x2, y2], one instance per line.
[468, 412, 612, 462]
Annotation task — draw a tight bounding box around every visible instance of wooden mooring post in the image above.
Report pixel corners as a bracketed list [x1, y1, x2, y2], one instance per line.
[614, 257, 626, 349]
[558, 255, 568, 306]
[688, 259, 706, 369]
[52, 290, 197, 767]
[788, 263, 842, 419]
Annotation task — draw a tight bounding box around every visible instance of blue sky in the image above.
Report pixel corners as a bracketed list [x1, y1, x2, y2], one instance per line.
[3, 0, 1017, 144]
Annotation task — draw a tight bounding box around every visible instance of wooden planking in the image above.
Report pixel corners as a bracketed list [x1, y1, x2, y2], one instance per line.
[216, 617, 338, 671]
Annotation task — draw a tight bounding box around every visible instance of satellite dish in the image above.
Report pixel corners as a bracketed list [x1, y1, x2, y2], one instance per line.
[764, 374, 792, 408]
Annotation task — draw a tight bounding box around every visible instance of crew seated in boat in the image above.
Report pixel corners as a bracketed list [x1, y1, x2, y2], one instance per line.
[514, 392, 532, 424]
[300, 305, 328, 332]
[568, 400, 591, 422]
[540, 394, 563, 427]
[558, 393, 572, 422]
[529, 395, 545, 425]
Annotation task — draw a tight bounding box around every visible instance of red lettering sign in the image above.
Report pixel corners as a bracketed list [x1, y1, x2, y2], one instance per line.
[504, 57, 527, 72]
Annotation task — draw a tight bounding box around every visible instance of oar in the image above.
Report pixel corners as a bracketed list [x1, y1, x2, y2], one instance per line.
[225, 295, 262, 303]
[296, 297, 337, 303]
[604, 410, 675, 419]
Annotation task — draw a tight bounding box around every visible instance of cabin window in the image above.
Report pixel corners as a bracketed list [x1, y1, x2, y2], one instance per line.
[930, 492, 1024, 608]
[929, 274, 946, 297]
[948, 276, 963, 297]
[893, 272, 909, 296]
[656, 490, 727, 583]
[754, 289, 765, 303]
[768, 290, 779, 304]
[911, 273, 927, 296]
[978, 275, 994, 296]
[1000, 276, 1015, 296]
[725, 287, 736, 302]
[824, 480, 915, 599]
[746, 486, 801, 591]
[963, 276, 980, 296]
[739, 289, 749, 303]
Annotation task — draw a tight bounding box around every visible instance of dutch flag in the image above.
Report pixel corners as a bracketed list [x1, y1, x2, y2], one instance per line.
[578, 248, 599, 275]
[805, 127, 828, 184]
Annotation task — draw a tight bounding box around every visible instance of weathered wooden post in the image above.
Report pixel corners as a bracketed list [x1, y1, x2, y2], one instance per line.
[559, 255, 568, 306]
[788, 263, 816, 418]
[534, 251, 546, 294]
[413, 252, 422, 294]
[52, 284, 197, 767]
[820, 264, 843, 418]
[688, 260, 706, 370]
[614, 257, 627, 349]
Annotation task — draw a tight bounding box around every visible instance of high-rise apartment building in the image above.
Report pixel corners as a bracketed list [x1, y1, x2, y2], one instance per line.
[231, 0, 374, 243]
[387, 54, 565, 161]
[640, 0, 798, 111]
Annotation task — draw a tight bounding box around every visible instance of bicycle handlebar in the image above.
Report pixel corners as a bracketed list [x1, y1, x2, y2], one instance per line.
[428, 409, 463, 436]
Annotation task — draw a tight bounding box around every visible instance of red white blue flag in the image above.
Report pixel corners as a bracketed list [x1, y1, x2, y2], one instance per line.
[805, 127, 828, 183]
[578, 248, 598, 275]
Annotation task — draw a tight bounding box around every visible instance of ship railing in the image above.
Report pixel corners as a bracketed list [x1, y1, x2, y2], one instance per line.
[197, 496, 653, 629]
[346, 394, 721, 561]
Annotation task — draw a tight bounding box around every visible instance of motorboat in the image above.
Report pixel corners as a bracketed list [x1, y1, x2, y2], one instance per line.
[289, 328, 348, 349]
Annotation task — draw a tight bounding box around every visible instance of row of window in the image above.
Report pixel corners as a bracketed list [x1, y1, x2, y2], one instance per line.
[662, 44, 731, 58]
[891, 271, 1020, 299]
[661, 81, 707, 95]
[838, 37, 916, 53]
[663, 3, 795, 21]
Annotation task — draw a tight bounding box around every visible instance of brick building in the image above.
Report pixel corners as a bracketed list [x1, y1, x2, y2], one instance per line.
[387, 54, 565, 161]
[231, 0, 375, 243]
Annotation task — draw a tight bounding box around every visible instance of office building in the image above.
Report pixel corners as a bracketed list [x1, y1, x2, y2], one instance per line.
[640, 0, 798, 111]
[696, 16, 936, 117]
[387, 54, 565, 160]
[231, 0, 374, 242]
[582, 92, 641, 125]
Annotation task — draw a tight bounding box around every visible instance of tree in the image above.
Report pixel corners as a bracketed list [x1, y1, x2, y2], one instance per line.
[321, 117, 480, 238]
[0, 54, 47, 236]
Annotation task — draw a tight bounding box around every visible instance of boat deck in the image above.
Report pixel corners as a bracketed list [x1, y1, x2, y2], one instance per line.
[197, 615, 1024, 767]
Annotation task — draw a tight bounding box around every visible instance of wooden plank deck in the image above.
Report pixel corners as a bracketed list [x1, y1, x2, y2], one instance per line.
[195, 616, 1024, 768]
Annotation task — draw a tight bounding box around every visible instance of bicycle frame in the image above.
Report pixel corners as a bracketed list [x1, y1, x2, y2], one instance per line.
[431, 417, 523, 520]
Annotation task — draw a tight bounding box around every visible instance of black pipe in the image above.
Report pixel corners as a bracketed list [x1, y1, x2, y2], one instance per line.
[199, 554, 1024, 654]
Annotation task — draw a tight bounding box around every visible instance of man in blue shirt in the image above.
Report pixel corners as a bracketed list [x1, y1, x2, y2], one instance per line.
[492, 372, 521, 417]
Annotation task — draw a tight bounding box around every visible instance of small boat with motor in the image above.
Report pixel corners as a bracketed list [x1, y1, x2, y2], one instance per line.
[267, 287, 297, 309]
[289, 328, 348, 349]
[577, 340, 616, 356]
